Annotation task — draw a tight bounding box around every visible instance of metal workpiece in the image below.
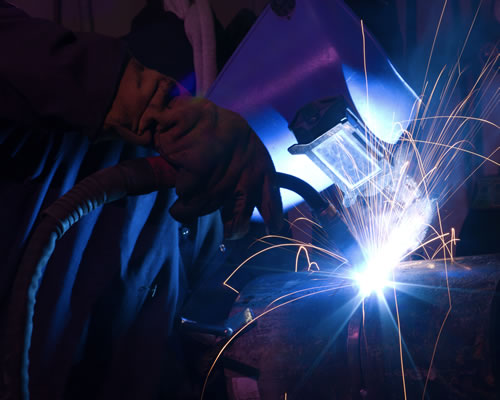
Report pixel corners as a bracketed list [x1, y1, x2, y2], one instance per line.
[224, 271, 357, 400]
[361, 255, 500, 400]
[222, 255, 500, 400]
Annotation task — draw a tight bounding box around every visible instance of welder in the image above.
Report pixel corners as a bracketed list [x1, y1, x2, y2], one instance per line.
[0, 1, 283, 399]
[4, 0, 492, 398]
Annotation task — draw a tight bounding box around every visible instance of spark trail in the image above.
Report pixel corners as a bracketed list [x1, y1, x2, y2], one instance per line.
[202, 3, 498, 399]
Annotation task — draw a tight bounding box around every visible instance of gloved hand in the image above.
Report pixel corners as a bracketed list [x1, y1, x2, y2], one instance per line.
[151, 96, 283, 239]
[103, 58, 283, 239]
[102, 57, 188, 145]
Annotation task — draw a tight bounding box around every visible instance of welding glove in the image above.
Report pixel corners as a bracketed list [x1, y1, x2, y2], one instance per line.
[102, 57, 189, 145]
[103, 58, 283, 239]
[151, 95, 283, 239]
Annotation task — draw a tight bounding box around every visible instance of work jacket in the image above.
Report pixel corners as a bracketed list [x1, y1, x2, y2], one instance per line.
[0, 2, 223, 399]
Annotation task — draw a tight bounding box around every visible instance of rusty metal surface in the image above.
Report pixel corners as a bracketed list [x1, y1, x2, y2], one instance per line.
[224, 272, 357, 400]
[362, 254, 500, 400]
[223, 254, 500, 400]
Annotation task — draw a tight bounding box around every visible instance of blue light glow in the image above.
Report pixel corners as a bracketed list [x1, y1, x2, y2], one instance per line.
[342, 63, 419, 145]
[354, 268, 390, 298]
[247, 108, 334, 214]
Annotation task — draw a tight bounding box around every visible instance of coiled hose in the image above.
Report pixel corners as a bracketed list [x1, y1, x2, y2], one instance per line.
[2, 157, 175, 400]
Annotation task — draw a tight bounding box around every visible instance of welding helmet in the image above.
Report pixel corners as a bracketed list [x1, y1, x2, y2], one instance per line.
[207, 0, 419, 212]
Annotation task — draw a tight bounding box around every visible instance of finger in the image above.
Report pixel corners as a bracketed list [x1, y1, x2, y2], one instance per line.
[148, 78, 189, 111]
[170, 162, 242, 223]
[169, 195, 217, 224]
[174, 168, 207, 203]
[139, 90, 200, 140]
[135, 79, 177, 135]
[172, 143, 246, 209]
[171, 182, 231, 221]
[257, 171, 283, 234]
[156, 98, 214, 137]
[170, 136, 260, 227]
[143, 103, 198, 145]
[221, 185, 256, 240]
[169, 199, 199, 225]
[170, 164, 229, 221]
[155, 120, 207, 159]
[218, 157, 263, 240]
[106, 125, 153, 146]
[156, 118, 228, 178]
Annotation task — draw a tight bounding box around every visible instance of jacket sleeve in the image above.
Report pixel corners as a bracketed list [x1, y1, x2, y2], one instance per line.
[0, 1, 130, 138]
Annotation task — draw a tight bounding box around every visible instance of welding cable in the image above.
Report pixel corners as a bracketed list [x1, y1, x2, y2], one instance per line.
[275, 171, 345, 221]
[276, 172, 363, 266]
[5, 167, 351, 399]
[3, 157, 176, 400]
[275, 172, 330, 213]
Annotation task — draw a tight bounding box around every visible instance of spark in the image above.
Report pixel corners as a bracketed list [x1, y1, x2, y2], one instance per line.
[265, 282, 353, 311]
[393, 270, 408, 400]
[361, 19, 370, 124]
[206, 2, 498, 398]
[223, 238, 346, 293]
[423, 0, 448, 91]
[336, 1, 496, 395]
[200, 283, 354, 400]
[295, 245, 319, 272]
[422, 204, 453, 400]
[285, 214, 326, 244]
[348, 26, 498, 299]
[288, 216, 323, 230]
[400, 115, 500, 130]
